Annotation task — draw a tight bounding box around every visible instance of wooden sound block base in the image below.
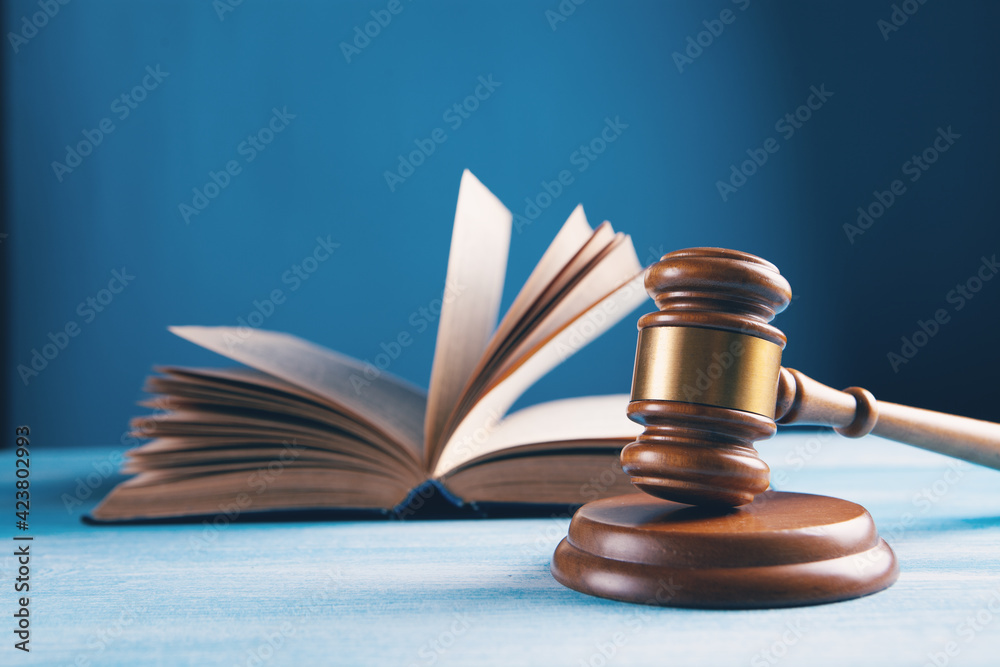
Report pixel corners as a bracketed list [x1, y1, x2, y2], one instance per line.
[551, 491, 898, 609]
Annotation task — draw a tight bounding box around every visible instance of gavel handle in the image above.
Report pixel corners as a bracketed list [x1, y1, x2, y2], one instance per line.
[774, 367, 1000, 470]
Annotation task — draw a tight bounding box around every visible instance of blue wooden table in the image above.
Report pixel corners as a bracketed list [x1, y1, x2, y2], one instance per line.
[4, 431, 1000, 666]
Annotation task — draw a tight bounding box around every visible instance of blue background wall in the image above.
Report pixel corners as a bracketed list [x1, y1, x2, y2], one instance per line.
[4, 0, 999, 449]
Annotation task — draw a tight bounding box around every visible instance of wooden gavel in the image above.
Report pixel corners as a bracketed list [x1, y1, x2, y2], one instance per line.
[623, 247, 1000, 508]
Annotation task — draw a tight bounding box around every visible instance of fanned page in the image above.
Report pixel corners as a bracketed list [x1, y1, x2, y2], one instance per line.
[140, 366, 411, 458]
[168, 326, 427, 468]
[91, 357, 428, 520]
[131, 366, 417, 474]
[474, 205, 595, 368]
[423, 170, 513, 461]
[432, 270, 648, 478]
[491, 232, 636, 380]
[441, 213, 613, 434]
[95, 170, 653, 521]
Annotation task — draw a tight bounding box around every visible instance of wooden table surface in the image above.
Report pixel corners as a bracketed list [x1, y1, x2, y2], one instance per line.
[4, 431, 1000, 666]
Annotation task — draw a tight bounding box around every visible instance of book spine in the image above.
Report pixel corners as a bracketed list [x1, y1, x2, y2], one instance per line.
[429, 478, 464, 507]
[390, 480, 462, 520]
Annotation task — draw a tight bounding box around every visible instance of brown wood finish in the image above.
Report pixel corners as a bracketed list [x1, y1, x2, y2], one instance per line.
[550, 247, 965, 608]
[550, 491, 899, 608]
[621, 248, 792, 508]
[622, 400, 774, 507]
[625, 247, 1000, 508]
[776, 367, 1000, 469]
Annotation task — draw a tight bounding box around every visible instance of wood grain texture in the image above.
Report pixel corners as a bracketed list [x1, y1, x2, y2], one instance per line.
[4, 432, 1000, 666]
[551, 491, 899, 608]
[624, 247, 792, 508]
[777, 367, 1000, 469]
[630, 248, 1000, 509]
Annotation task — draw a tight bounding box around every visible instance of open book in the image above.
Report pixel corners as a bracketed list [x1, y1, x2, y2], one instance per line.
[92, 171, 649, 521]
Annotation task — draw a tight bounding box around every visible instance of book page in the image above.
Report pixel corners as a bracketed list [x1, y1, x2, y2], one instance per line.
[481, 205, 594, 359]
[492, 235, 640, 378]
[474, 223, 618, 384]
[130, 407, 421, 471]
[143, 367, 404, 456]
[91, 467, 410, 521]
[436, 395, 641, 505]
[153, 366, 370, 416]
[432, 272, 648, 477]
[124, 440, 402, 479]
[439, 207, 600, 445]
[169, 326, 427, 468]
[443, 233, 638, 442]
[442, 453, 640, 505]
[445, 394, 640, 468]
[424, 170, 512, 459]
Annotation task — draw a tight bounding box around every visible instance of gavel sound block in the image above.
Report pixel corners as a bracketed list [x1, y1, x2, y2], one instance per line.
[551, 248, 1000, 608]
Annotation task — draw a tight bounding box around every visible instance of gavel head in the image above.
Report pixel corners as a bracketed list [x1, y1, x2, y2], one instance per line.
[621, 248, 792, 508]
